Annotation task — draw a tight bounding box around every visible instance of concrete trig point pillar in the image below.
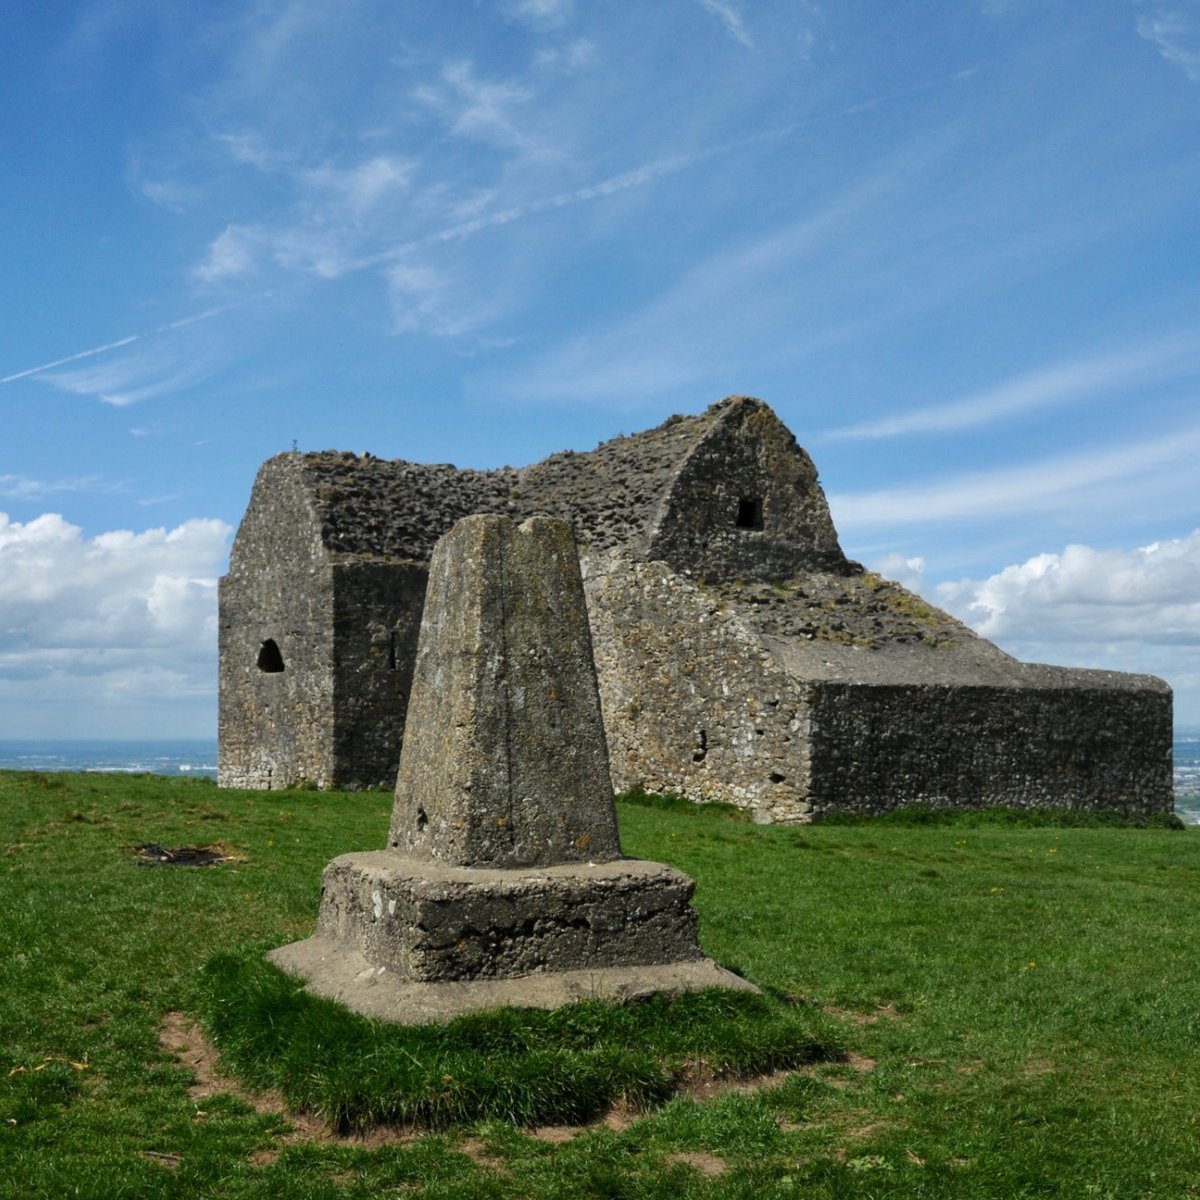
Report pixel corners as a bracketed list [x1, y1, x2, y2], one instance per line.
[270, 515, 754, 1023]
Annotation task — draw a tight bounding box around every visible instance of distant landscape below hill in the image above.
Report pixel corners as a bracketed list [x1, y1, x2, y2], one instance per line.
[0, 733, 1197, 824]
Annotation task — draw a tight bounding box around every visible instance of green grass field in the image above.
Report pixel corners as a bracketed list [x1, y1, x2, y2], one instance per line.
[2, 770, 1198, 1198]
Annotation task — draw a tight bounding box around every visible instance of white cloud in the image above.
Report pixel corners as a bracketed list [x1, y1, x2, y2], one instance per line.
[534, 37, 595, 73]
[937, 531, 1200, 644]
[214, 130, 286, 171]
[41, 345, 221, 408]
[302, 154, 415, 223]
[415, 59, 541, 155]
[478, 161, 911, 403]
[195, 223, 263, 282]
[501, 0, 574, 30]
[0, 475, 110, 501]
[0, 513, 231, 735]
[1138, 7, 1200, 81]
[139, 178, 195, 213]
[827, 329, 1200, 440]
[935, 531, 1200, 719]
[872, 552, 927, 593]
[386, 261, 502, 337]
[696, 0, 755, 48]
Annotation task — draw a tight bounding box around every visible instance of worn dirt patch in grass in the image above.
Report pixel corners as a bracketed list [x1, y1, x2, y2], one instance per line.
[669, 1150, 728, 1177]
[827, 1002, 903, 1026]
[158, 1012, 418, 1150]
[529, 1061, 817, 1143]
[458, 1137, 514, 1175]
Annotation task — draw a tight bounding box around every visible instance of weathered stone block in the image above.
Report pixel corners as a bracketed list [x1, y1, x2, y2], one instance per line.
[309, 850, 703, 981]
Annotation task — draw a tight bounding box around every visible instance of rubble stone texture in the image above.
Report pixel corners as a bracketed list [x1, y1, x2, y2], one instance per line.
[221, 396, 1173, 820]
[268, 515, 752, 1021]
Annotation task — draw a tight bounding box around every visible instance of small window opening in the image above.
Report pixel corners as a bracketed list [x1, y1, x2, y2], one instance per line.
[692, 729, 708, 764]
[416, 805, 428, 831]
[736, 497, 764, 530]
[257, 638, 285, 673]
[388, 630, 399, 670]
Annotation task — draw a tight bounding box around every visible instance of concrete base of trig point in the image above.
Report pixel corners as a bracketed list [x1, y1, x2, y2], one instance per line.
[268, 852, 756, 1023]
[269, 514, 756, 1024]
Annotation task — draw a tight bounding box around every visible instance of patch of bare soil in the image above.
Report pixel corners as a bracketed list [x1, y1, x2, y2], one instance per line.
[529, 1061, 810, 1143]
[669, 1150, 728, 1177]
[1022, 1057, 1058, 1076]
[820, 1050, 877, 1090]
[827, 1003, 902, 1026]
[157, 1013, 418, 1152]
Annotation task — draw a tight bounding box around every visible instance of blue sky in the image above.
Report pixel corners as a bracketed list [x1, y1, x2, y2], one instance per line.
[3, 0, 1200, 738]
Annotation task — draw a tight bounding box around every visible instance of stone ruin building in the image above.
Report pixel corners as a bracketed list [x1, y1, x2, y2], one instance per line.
[219, 395, 1173, 821]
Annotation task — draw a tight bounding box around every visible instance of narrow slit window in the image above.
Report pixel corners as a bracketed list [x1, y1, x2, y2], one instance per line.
[257, 638, 285, 673]
[388, 630, 398, 670]
[736, 497, 764, 530]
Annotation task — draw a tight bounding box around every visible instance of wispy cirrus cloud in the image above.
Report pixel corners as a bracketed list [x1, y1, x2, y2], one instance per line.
[0, 475, 112, 501]
[696, 0, 754, 48]
[474, 139, 944, 404]
[413, 59, 545, 157]
[827, 329, 1200, 439]
[194, 130, 748, 339]
[830, 420, 1200, 529]
[1137, 6, 1200, 81]
[40, 342, 225, 408]
[501, 0, 574, 31]
[0, 305, 235, 389]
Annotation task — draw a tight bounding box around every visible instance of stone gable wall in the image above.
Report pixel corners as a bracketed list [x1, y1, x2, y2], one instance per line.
[647, 399, 849, 582]
[219, 459, 336, 789]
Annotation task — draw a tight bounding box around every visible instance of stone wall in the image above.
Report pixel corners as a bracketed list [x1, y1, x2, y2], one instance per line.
[806, 677, 1174, 816]
[647, 398, 849, 582]
[584, 554, 816, 822]
[220, 398, 1174, 815]
[584, 552, 1174, 821]
[330, 560, 429, 789]
[218, 459, 336, 789]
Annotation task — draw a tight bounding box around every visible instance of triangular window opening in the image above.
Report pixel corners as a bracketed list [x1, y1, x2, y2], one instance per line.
[257, 638, 285, 673]
[736, 497, 764, 530]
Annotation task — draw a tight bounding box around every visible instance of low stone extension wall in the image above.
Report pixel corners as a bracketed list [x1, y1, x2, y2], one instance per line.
[807, 679, 1174, 817]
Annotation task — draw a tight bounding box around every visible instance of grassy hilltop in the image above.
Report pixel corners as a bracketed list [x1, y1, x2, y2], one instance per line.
[1, 770, 1198, 1198]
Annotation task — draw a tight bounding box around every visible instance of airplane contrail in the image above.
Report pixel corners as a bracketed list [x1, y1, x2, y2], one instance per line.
[0, 304, 237, 386]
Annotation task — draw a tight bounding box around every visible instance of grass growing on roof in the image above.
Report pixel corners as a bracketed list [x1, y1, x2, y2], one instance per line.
[1, 767, 1199, 1198]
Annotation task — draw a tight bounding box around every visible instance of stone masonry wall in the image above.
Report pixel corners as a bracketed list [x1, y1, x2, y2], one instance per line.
[219, 460, 336, 789]
[806, 679, 1174, 816]
[330, 560, 430, 789]
[584, 554, 816, 822]
[647, 398, 849, 582]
